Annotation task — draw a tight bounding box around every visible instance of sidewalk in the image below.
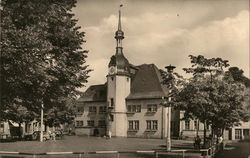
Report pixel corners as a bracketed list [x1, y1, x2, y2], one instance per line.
[215, 141, 250, 158]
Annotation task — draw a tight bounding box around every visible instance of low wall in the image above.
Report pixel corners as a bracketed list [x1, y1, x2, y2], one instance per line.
[182, 130, 211, 139]
[75, 127, 106, 136]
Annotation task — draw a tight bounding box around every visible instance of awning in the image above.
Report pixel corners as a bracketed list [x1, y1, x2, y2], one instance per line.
[9, 120, 22, 127]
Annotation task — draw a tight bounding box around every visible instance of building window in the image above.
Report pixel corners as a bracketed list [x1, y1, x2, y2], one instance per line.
[127, 105, 141, 113]
[135, 121, 139, 130]
[77, 106, 84, 114]
[136, 105, 141, 112]
[185, 120, 190, 130]
[147, 104, 157, 112]
[128, 105, 132, 112]
[98, 120, 106, 127]
[235, 129, 242, 139]
[87, 120, 95, 127]
[129, 121, 133, 130]
[146, 120, 158, 130]
[110, 98, 114, 107]
[128, 120, 139, 130]
[205, 123, 210, 130]
[75, 121, 84, 127]
[146, 121, 151, 130]
[89, 106, 97, 113]
[152, 120, 158, 130]
[132, 105, 136, 112]
[99, 106, 107, 113]
[194, 120, 199, 130]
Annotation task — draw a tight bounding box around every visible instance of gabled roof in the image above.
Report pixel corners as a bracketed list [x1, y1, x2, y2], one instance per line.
[126, 64, 168, 100]
[78, 64, 168, 102]
[78, 84, 107, 102]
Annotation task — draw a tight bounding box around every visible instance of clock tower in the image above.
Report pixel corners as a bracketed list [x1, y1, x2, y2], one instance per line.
[107, 6, 130, 137]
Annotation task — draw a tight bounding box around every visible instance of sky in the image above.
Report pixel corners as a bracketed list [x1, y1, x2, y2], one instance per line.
[73, 0, 249, 90]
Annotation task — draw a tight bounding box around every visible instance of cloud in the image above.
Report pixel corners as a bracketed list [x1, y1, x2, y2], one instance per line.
[184, 10, 249, 72]
[82, 9, 249, 90]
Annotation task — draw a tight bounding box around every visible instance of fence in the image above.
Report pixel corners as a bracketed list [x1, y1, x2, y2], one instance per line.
[200, 143, 223, 158]
[0, 144, 223, 158]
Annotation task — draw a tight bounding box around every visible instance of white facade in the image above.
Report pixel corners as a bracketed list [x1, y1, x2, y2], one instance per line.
[107, 74, 131, 137]
[228, 121, 250, 140]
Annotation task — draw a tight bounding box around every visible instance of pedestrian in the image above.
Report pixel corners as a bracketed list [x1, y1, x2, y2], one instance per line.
[107, 131, 112, 139]
[179, 131, 183, 140]
[69, 127, 72, 135]
[48, 130, 52, 140]
[194, 135, 201, 150]
[218, 135, 223, 144]
[52, 132, 56, 142]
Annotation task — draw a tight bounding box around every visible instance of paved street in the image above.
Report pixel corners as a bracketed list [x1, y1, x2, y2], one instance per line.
[215, 141, 250, 158]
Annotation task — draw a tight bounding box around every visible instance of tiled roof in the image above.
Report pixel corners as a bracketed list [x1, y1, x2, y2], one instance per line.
[78, 84, 107, 102]
[78, 64, 168, 102]
[126, 64, 168, 99]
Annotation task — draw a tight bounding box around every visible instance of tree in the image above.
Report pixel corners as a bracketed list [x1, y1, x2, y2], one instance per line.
[224, 67, 250, 120]
[44, 99, 76, 128]
[225, 67, 250, 87]
[208, 76, 248, 137]
[176, 55, 248, 147]
[1, 0, 90, 125]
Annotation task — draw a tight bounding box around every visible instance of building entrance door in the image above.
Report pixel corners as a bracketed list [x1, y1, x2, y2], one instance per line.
[228, 129, 232, 140]
[243, 129, 249, 140]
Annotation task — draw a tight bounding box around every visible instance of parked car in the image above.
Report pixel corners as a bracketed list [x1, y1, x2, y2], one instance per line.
[33, 131, 51, 141]
[23, 133, 33, 141]
[53, 130, 63, 139]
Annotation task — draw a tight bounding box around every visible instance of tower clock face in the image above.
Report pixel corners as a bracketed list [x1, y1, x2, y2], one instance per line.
[109, 66, 116, 75]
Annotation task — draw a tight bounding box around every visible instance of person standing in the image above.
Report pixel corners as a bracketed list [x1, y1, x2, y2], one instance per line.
[52, 132, 56, 142]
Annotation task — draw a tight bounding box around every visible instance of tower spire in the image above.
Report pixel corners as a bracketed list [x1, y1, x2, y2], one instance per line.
[115, 4, 124, 54]
[118, 6, 122, 31]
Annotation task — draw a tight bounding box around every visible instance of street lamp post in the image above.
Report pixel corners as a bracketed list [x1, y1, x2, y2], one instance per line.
[165, 64, 176, 151]
[40, 103, 44, 142]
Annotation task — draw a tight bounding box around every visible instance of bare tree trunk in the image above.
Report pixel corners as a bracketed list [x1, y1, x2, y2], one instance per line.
[211, 125, 214, 138]
[222, 127, 225, 138]
[196, 119, 199, 137]
[203, 121, 207, 148]
[18, 123, 22, 139]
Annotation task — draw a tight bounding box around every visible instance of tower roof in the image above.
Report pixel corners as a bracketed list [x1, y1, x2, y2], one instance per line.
[109, 5, 130, 75]
[115, 5, 124, 41]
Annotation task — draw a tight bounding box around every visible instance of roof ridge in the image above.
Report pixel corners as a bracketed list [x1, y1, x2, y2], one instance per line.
[90, 84, 106, 87]
[152, 64, 168, 97]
